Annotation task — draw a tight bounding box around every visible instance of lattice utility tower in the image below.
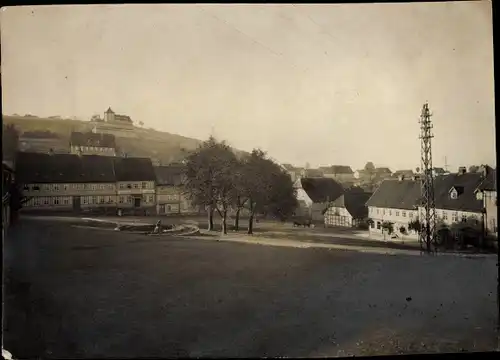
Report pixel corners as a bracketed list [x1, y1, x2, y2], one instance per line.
[419, 102, 437, 253]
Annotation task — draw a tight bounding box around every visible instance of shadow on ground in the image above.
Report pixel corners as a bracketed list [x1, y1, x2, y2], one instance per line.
[4, 219, 498, 358]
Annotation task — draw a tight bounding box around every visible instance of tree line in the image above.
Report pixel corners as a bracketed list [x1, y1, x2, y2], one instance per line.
[182, 136, 298, 235]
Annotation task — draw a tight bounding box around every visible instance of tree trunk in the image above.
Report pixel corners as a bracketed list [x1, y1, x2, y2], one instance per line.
[234, 208, 240, 231]
[207, 205, 214, 231]
[222, 210, 228, 235]
[248, 214, 254, 235]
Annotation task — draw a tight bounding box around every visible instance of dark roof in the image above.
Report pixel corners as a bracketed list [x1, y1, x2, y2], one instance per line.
[393, 170, 414, 177]
[304, 168, 324, 177]
[477, 169, 496, 191]
[114, 114, 133, 123]
[374, 167, 392, 174]
[433, 173, 484, 212]
[16, 152, 115, 183]
[344, 189, 372, 219]
[154, 164, 185, 186]
[70, 132, 116, 148]
[300, 177, 344, 203]
[366, 179, 420, 210]
[112, 157, 156, 181]
[323, 165, 354, 174]
[106, 107, 114, 113]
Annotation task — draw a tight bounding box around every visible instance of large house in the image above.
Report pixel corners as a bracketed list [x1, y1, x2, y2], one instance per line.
[366, 177, 421, 238]
[113, 157, 156, 214]
[17, 152, 117, 213]
[16, 152, 157, 214]
[475, 166, 497, 236]
[154, 164, 197, 215]
[294, 177, 345, 221]
[324, 187, 372, 227]
[69, 131, 117, 156]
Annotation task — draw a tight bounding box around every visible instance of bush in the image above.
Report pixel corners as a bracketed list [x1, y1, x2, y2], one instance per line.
[399, 226, 407, 235]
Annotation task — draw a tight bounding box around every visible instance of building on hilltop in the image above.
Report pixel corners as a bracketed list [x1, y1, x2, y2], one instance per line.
[70, 131, 117, 156]
[104, 107, 133, 124]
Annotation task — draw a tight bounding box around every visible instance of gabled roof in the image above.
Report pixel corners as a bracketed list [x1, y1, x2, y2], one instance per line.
[344, 188, 372, 219]
[374, 167, 392, 174]
[112, 157, 156, 181]
[366, 179, 420, 210]
[154, 164, 185, 186]
[16, 152, 115, 183]
[477, 169, 496, 191]
[433, 173, 484, 212]
[322, 165, 354, 174]
[105, 107, 114, 113]
[70, 132, 116, 148]
[393, 169, 414, 177]
[299, 177, 344, 203]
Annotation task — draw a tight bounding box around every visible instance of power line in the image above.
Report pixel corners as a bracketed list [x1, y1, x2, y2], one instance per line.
[196, 5, 309, 74]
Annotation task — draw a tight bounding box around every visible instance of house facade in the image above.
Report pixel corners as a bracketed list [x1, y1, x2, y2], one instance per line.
[293, 177, 344, 222]
[17, 152, 117, 212]
[324, 187, 372, 227]
[70, 131, 117, 156]
[366, 178, 421, 238]
[322, 165, 355, 184]
[475, 166, 497, 236]
[113, 157, 156, 213]
[154, 164, 197, 215]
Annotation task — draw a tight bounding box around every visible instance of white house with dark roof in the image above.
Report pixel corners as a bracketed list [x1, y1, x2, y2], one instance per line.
[427, 168, 486, 228]
[324, 187, 372, 227]
[293, 177, 345, 222]
[365, 177, 421, 238]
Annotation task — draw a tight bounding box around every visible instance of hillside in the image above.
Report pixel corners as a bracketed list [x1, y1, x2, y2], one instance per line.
[3, 115, 247, 164]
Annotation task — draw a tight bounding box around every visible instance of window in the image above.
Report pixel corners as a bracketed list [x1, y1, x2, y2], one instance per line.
[63, 197, 70, 205]
[100, 196, 105, 204]
[33, 185, 40, 191]
[476, 192, 483, 200]
[54, 184, 60, 191]
[376, 221, 381, 230]
[91, 184, 97, 191]
[452, 212, 458, 222]
[409, 212, 413, 218]
[54, 197, 60, 205]
[119, 183, 125, 189]
[34, 197, 41, 206]
[383, 209, 386, 215]
[43, 184, 51, 191]
[376, 209, 379, 214]
[450, 190, 458, 199]
[443, 212, 448, 220]
[148, 195, 154, 203]
[82, 197, 88, 204]
[119, 196, 124, 204]
[92, 196, 97, 204]
[127, 184, 132, 189]
[396, 211, 400, 216]
[461, 214, 467, 222]
[100, 184, 105, 190]
[72, 184, 78, 189]
[63, 184, 69, 191]
[23, 184, 29, 191]
[402, 211, 406, 217]
[128, 196, 133, 203]
[133, 183, 139, 189]
[389, 210, 392, 216]
[43, 197, 49, 205]
[142, 182, 148, 189]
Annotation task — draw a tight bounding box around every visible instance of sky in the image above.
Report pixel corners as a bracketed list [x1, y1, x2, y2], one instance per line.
[1, 2, 495, 171]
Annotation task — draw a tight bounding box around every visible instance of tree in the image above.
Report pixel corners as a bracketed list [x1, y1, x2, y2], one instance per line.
[408, 219, 422, 233]
[2, 124, 20, 161]
[364, 162, 375, 172]
[230, 159, 248, 231]
[381, 221, 394, 235]
[240, 149, 297, 234]
[468, 165, 479, 173]
[183, 136, 238, 234]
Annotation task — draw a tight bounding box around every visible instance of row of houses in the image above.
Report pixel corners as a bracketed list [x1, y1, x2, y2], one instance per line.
[293, 165, 497, 238]
[15, 152, 197, 215]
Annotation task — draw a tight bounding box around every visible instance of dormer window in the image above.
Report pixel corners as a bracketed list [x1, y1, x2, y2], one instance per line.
[449, 186, 463, 200]
[476, 191, 483, 200]
[450, 190, 458, 199]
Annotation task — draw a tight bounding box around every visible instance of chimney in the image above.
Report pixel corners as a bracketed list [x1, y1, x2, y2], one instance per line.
[458, 166, 467, 175]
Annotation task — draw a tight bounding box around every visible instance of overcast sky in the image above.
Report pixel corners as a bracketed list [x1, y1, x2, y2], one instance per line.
[1, 2, 495, 171]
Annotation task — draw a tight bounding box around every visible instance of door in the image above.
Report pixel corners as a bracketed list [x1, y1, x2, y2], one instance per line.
[159, 204, 165, 214]
[73, 196, 81, 211]
[134, 197, 141, 208]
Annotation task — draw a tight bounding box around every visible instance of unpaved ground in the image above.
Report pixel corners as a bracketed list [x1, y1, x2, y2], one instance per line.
[4, 218, 499, 358]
